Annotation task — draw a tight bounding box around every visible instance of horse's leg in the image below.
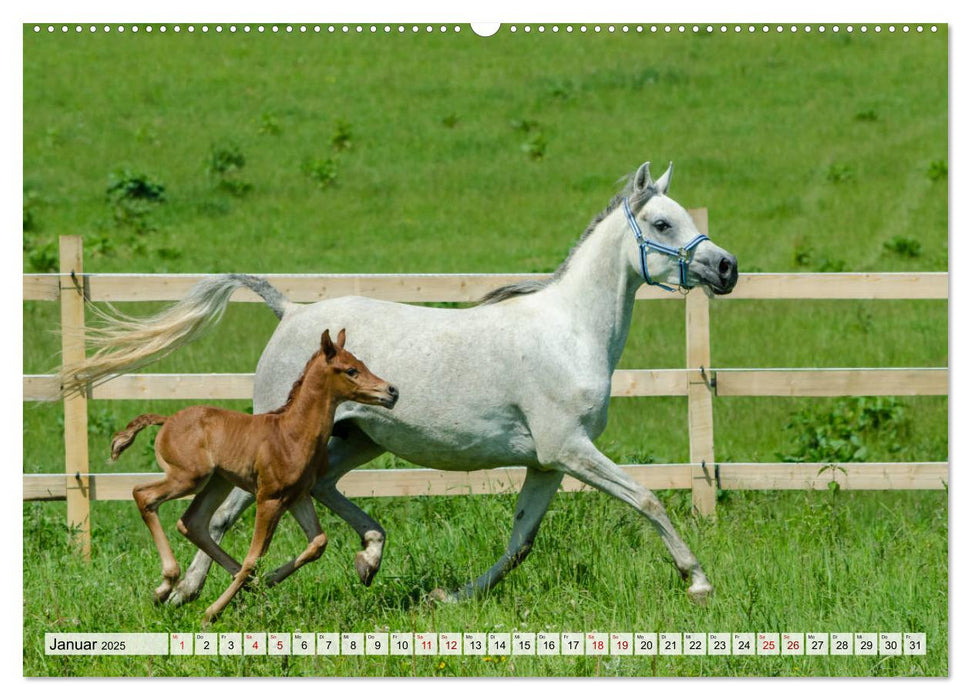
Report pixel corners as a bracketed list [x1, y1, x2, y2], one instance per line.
[310, 422, 389, 586]
[549, 437, 712, 604]
[176, 474, 243, 577]
[132, 469, 205, 603]
[265, 494, 329, 586]
[203, 497, 286, 623]
[429, 467, 563, 603]
[166, 487, 255, 606]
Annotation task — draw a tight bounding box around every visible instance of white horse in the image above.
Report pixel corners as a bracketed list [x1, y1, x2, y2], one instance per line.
[62, 162, 737, 605]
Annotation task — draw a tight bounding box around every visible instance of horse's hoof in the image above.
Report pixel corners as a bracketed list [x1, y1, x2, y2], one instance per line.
[427, 588, 458, 604]
[165, 583, 199, 607]
[687, 581, 713, 606]
[354, 552, 379, 587]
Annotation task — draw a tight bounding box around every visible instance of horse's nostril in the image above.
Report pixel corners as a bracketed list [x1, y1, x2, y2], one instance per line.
[388, 386, 399, 398]
[718, 257, 732, 277]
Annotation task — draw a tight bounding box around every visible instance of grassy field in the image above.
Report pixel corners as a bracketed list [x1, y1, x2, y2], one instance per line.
[22, 25, 948, 677]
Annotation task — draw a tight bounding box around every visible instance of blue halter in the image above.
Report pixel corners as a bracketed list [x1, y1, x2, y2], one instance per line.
[623, 196, 709, 292]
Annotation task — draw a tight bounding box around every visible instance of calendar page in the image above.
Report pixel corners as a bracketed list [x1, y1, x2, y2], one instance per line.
[21, 13, 948, 680]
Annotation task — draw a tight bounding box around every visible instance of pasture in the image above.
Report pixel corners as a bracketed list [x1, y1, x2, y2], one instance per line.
[22, 24, 947, 677]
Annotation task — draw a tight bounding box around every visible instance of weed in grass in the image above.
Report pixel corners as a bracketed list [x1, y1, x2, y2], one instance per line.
[106, 169, 166, 234]
[854, 108, 879, 122]
[441, 113, 460, 129]
[816, 257, 847, 272]
[24, 236, 57, 272]
[792, 243, 847, 272]
[523, 131, 548, 160]
[23, 188, 42, 232]
[331, 120, 354, 151]
[883, 236, 922, 258]
[510, 118, 540, 133]
[258, 111, 282, 136]
[825, 163, 855, 184]
[135, 124, 160, 146]
[303, 156, 340, 189]
[543, 77, 575, 100]
[793, 242, 814, 267]
[87, 408, 116, 439]
[155, 245, 184, 261]
[927, 160, 947, 182]
[207, 140, 253, 197]
[86, 234, 114, 258]
[781, 397, 907, 464]
[852, 304, 874, 334]
[511, 119, 547, 160]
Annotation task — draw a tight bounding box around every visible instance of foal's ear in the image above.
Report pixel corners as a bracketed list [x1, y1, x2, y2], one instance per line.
[321, 329, 338, 360]
[336, 328, 346, 349]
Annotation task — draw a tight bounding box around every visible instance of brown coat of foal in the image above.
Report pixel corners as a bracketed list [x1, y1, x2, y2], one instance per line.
[110, 329, 398, 622]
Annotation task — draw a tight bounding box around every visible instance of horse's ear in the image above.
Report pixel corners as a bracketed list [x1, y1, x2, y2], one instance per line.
[321, 330, 338, 360]
[633, 162, 654, 192]
[654, 161, 674, 194]
[336, 328, 346, 349]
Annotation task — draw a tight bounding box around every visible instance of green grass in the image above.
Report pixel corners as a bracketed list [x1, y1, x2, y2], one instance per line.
[24, 489, 946, 677]
[22, 25, 947, 677]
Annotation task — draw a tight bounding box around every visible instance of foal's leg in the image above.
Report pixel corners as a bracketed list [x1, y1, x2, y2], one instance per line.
[168, 421, 384, 605]
[430, 467, 563, 603]
[265, 494, 329, 586]
[176, 474, 243, 577]
[132, 471, 205, 603]
[549, 437, 712, 604]
[167, 487, 255, 606]
[203, 497, 287, 623]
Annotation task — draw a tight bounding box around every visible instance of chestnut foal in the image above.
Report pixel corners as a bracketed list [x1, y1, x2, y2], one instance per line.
[110, 329, 398, 621]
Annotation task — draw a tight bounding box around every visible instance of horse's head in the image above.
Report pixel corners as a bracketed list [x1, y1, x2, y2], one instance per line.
[621, 162, 737, 295]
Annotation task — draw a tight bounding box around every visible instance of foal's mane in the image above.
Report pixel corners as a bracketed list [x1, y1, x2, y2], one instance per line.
[477, 174, 652, 305]
[266, 347, 325, 415]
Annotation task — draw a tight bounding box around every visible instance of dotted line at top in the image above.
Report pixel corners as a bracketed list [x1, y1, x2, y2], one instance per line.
[30, 24, 939, 35]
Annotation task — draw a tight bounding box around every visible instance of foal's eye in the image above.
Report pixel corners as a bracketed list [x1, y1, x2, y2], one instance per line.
[345, 368, 359, 378]
[653, 220, 671, 232]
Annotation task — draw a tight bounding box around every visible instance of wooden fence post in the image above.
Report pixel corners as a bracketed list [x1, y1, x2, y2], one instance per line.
[59, 235, 91, 558]
[686, 209, 717, 517]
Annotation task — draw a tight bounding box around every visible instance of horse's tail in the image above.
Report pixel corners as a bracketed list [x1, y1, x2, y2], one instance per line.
[109, 413, 168, 462]
[58, 274, 291, 397]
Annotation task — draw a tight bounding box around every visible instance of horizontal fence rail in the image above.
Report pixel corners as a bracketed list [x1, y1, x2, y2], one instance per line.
[22, 232, 949, 556]
[23, 462, 948, 503]
[23, 271, 949, 303]
[24, 367, 949, 402]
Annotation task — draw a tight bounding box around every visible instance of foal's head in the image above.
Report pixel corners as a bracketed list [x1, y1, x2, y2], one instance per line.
[315, 329, 399, 409]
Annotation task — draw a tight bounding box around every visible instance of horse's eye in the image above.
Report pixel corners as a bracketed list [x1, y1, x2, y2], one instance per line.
[345, 368, 359, 378]
[653, 220, 671, 232]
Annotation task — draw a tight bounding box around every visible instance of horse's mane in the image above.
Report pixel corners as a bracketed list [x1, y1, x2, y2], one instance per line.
[266, 347, 325, 415]
[477, 173, 651, 305]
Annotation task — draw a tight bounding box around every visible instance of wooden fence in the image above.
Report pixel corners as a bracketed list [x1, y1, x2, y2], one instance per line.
[23, 221, 949, 557]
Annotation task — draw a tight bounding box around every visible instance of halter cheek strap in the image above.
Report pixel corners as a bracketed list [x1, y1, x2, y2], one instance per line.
[623, 197, 709, 292]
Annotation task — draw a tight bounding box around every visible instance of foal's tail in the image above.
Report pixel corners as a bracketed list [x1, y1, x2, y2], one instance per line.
[58, 274, 291, 397]
[110, 414, 168, 462]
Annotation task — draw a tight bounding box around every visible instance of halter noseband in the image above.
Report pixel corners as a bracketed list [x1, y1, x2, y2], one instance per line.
[622, 196, 709, 292]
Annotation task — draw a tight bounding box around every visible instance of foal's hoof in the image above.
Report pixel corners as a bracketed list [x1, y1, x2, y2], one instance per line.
[687, 581, 713, 606]
[426, 588, 459, 605]
[153, 583, 173, 604]
[354, 552, 379, 587]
